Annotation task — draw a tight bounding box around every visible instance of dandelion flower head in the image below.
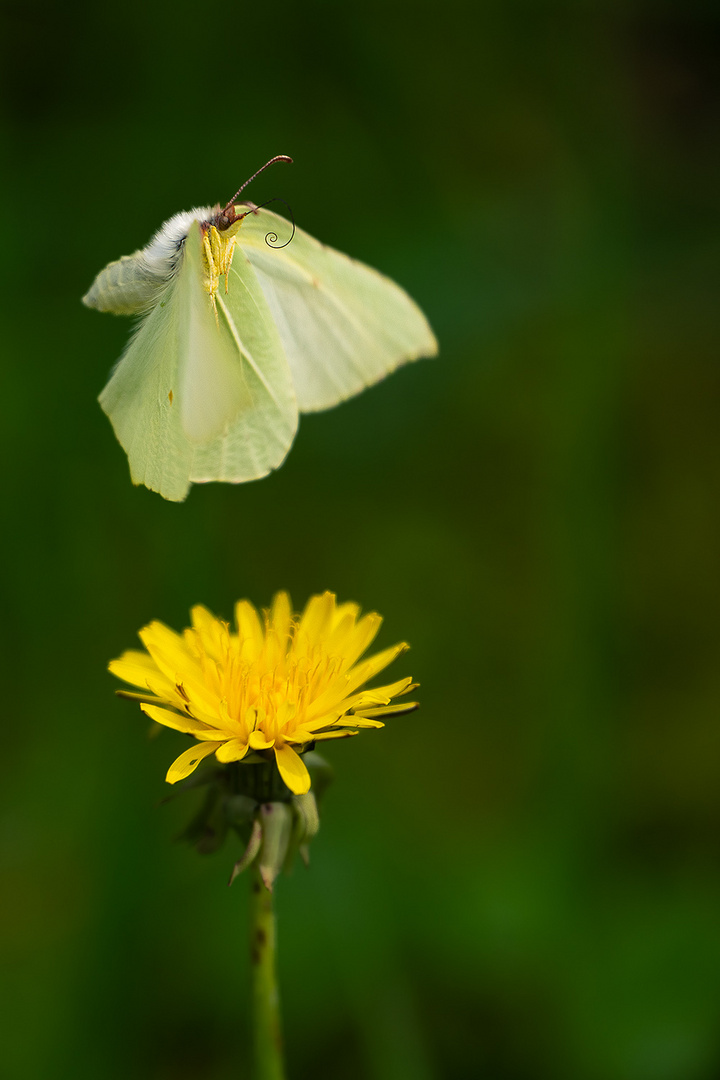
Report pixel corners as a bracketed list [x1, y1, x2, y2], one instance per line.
[109, 591, 418, 794]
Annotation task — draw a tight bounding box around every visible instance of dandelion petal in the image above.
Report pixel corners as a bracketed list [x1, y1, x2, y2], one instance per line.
[166, 741, 221, 784]
[274, 742, 311, 795]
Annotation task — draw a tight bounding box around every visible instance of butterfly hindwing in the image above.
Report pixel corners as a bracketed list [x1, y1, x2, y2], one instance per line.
[82, 250, 168, 315]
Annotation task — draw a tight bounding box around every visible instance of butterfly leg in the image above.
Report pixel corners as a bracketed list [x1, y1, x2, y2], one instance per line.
[223, 237, 237, 294]
[202, 229, 221, 324]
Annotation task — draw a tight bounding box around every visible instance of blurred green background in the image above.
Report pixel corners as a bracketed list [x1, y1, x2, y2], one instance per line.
[1, 1, 719, 1077]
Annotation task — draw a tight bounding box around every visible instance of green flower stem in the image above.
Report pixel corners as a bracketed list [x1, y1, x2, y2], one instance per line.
[250, 864, 286, 1080]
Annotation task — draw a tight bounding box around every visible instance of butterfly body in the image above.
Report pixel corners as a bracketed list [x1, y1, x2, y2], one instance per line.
[84, 199, 437, 501]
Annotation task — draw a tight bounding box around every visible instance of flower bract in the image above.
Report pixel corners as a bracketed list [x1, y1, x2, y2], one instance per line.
[109, 592, 418, 794]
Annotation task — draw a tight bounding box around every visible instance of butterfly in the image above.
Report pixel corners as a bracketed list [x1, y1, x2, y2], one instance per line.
[83, 156, 438, 501]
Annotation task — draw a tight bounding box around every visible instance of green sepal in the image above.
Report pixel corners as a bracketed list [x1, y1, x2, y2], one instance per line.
[171, 752, 332, 882]
[228, 818, 263, 886]
[285, 791, 320, 872]
[258, 803, 294, 891]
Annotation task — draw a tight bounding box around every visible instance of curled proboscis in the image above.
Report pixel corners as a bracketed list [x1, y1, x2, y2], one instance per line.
[252, 197, 296, 249]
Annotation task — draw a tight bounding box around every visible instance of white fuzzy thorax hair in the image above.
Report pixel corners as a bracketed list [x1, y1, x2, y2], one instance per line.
[141, 206, 217, 280]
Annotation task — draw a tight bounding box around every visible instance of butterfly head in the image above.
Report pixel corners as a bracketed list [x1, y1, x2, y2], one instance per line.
[199, 157, 295, 315]
[210, 202, 253, 237]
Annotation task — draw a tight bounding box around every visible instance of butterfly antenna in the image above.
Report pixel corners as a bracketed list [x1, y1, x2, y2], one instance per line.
[223, 156, 293, 214]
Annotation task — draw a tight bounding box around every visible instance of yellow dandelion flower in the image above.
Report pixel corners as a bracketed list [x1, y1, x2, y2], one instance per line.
[109, 591, 419, 795]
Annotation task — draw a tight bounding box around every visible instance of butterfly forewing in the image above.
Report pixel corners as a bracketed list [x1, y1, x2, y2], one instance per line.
[99, 222, 297, 501]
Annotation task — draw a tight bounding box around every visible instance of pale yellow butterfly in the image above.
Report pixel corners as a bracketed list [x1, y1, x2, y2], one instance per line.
[83, 157, 438, 501]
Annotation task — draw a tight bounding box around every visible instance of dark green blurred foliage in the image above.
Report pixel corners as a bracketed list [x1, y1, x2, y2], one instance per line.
[1, 1, 719, 1078]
